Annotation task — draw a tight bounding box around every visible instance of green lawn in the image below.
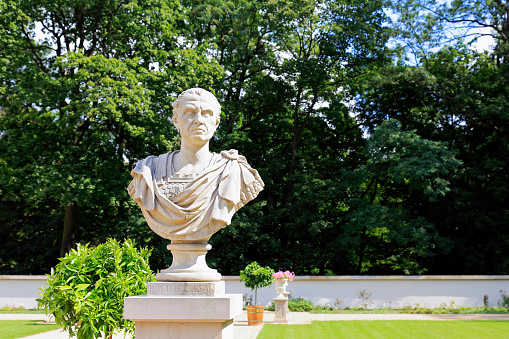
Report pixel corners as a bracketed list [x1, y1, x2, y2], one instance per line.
[258, 321, 509, 339]
[0, 320, 60, 339]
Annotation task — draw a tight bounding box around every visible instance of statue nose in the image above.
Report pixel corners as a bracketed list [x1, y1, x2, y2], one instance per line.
[194, 111, 205, 124]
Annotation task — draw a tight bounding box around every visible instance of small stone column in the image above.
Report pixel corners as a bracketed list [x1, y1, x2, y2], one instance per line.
[124, 281, 242, 339]
[283, 291, 290, 312]
[273, 297, 289, 324]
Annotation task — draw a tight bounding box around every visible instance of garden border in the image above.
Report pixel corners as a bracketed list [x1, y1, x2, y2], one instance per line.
[2, 275, 508, 309]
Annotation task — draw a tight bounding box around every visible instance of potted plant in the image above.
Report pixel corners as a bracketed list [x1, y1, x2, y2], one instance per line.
[37, 239, 155, 339]
[272, 270, 295, 298]
[240, 261, 274, 325]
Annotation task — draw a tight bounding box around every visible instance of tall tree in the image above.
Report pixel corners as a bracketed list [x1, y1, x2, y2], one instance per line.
[0, 0, 222, 273]
[181, 0, 393, 275]
[355, 0, 509, 273]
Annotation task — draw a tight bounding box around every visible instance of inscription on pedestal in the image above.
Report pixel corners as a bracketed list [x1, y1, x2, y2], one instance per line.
[147, 281, 225, 297]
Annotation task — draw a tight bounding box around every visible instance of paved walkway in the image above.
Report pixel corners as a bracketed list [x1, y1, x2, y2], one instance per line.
[4, 312, 509, 339]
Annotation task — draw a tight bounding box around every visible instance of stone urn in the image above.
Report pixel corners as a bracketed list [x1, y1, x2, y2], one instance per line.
[275, 278, 289, 298]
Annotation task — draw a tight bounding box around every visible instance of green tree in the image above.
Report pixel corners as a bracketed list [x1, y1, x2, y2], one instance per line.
[340, 119, 461, 274]
[0, 0, 222, 273]
[5, 0, 504, 277]
[389, 0, 509, 63]
[240, 261, 274, 305]
[356, 0, 509, 273]
[189, 0, 392, 275]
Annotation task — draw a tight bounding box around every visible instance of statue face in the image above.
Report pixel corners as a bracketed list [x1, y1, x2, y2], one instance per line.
[174, 92, 219, 144]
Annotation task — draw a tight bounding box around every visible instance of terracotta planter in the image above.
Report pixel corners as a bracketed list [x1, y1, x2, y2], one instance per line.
[246, 305, 264, 325]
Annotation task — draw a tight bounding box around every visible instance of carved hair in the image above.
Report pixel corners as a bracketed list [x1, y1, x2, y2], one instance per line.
[172, 88, 221, 126]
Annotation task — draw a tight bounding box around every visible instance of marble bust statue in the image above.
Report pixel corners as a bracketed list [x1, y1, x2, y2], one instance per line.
[128, 88, 264, 281]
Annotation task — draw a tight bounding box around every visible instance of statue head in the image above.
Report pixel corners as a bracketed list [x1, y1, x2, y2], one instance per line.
[172, 88, 221, 126]
[172, 88, 221, 146]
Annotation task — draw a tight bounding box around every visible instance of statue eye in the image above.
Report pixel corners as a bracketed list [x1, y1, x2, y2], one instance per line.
[202, 110, 213, 117]
[183, 108, 197, 116]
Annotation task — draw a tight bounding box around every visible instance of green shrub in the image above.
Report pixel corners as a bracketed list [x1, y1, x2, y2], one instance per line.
[0, 305, 25, 311]
[289, 297, 314, 312]
[267, 297, 315, 312]
[313, 304, 335, 311]
[37, 238, 155, 339]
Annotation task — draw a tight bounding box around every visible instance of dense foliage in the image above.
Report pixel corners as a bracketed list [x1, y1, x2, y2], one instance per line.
[1, 0, 508, 276]
[37, 239, 154, 338]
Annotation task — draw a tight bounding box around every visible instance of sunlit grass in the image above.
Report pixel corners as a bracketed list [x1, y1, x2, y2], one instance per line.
[0, 320, 60, 339]
[258, 321, 509, 339]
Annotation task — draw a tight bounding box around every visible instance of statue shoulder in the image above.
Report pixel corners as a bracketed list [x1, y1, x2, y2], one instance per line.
[220, 149, 245, 161]
[132, 151, 175, 173]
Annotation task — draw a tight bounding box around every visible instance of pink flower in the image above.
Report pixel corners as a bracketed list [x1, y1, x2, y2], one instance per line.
[272, 270, 295, 281]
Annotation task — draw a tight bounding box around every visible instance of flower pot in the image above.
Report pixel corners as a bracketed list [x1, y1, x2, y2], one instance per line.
[246, 305, 264, 325]
[275, 278, 288, 298]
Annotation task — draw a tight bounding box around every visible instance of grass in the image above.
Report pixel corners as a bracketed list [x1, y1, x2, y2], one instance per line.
[0, 320, 60, 339]
[258, 321, 509, 339]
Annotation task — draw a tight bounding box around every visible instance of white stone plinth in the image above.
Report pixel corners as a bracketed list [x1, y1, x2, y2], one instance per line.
[283, 291, 290, 312]
[133, 320, 234, 338]
[156, 243, 221, 282]
[273, 297, 288, 324]
[124, 282, 242, 339]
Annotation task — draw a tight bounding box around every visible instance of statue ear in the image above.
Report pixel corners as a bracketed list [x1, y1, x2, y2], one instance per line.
[172, 114, 180, 130]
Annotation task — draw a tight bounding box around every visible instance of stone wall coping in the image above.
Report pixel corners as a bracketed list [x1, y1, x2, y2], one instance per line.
[3, 274, 509, 281]
[0, 275, 47, 280]
[221, 275, 509, 281]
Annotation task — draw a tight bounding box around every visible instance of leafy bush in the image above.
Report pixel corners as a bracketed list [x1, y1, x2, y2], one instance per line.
[0, 305, 26, 311]
[313, 304, 334, 311]
[310, 305, 509, 314]
[37, 239, 155, 339]
[266, 297, 315, 312]
[268, 296, 509, 315]
[265, 301, 275, 311]
[289, 297, 314, 312]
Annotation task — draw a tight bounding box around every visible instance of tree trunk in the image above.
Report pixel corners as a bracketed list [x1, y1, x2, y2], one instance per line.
[104, 326, 113, 339]
[60, 201, 77, 257]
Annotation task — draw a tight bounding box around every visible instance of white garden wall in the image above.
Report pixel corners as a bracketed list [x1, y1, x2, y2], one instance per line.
[1, 275, 508, 310]
[0, 275, 47, 309]
[222, 275, 509, 309]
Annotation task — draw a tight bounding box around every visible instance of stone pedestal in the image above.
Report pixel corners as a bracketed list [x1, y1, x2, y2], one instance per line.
[124, 281, 242, 339]
[283, 291, 290, 312]
[273, 297, 289, 324]
[155, 243, 221, 282]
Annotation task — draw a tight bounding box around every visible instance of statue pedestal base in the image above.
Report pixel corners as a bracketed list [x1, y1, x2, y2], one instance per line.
[124, 281, 242, 339]
[283, 291, 290, 312]
[156, 243, 221, 282]
[273, 297, 289, 324]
